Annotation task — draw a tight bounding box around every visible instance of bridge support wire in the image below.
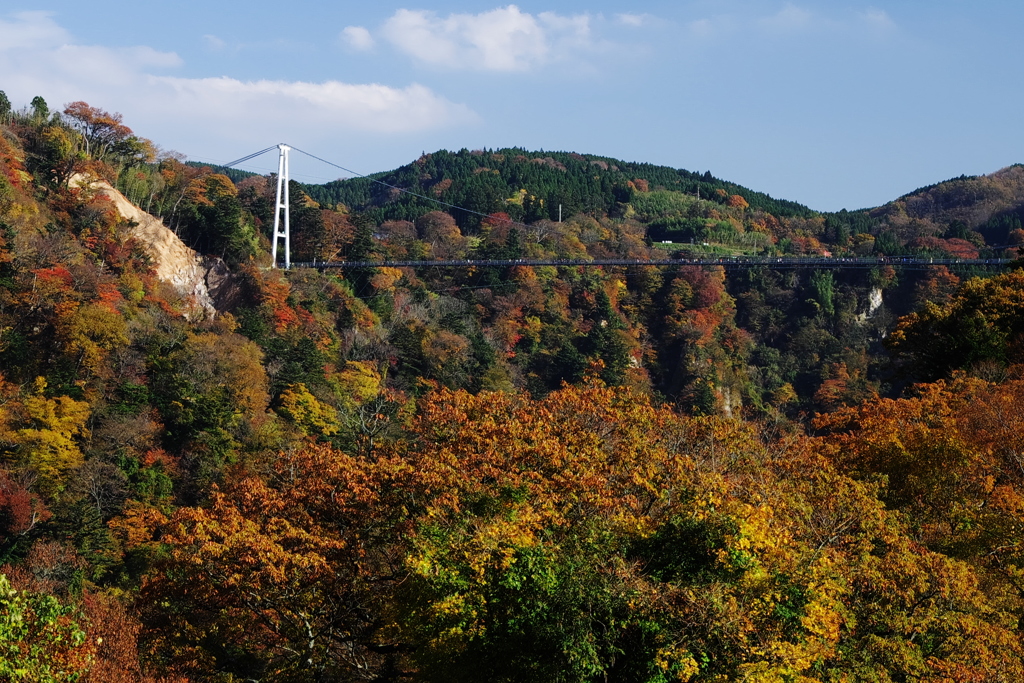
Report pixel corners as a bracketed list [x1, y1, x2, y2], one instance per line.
[271, 144, 291, 269]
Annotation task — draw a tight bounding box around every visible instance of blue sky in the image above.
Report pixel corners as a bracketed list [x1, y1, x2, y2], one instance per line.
[2, 1, 1021, 211]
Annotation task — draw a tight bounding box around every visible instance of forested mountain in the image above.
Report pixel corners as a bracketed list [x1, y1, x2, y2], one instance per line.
[301, 148, 816, 228]
[4, 93, 1024, 682]
[872, 165, 1024, 249]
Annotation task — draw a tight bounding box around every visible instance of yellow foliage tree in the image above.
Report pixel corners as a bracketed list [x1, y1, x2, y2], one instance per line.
[276, 383, 340, 437]
[59, 302, 129, 377]
[0, 378, 91, 496]
[330, 360, 384, 410]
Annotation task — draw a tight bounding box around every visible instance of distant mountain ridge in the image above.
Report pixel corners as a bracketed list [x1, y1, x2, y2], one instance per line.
[194, 149, 1024, 230]
[871, 164, 1024, 247]
[298, 147, 817, 228]
[191, 148, 1024, 257]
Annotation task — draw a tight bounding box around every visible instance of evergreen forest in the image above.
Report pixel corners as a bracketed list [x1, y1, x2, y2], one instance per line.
[5, 94, 1024, 681]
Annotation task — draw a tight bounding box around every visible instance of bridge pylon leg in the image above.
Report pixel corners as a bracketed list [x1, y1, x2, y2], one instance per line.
[271, 144, 291, 269]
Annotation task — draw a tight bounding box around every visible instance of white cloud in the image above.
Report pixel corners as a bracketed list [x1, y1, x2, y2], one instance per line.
[380, 5, 596, 71]
[0, 11, 69, 50]
[0, 35, 183, 98]
[0, 10, 475, 146]
[341, 25, 375, 51]
[149, 77, 476, 134]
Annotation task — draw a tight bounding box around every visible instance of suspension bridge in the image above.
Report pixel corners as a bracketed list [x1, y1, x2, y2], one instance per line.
[291, 256, 1012, 271]
[225, 145, 1016, 274]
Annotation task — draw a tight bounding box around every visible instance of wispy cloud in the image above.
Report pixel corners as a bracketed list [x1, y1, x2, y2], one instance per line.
[682, 3, 899, 41]
[203, 34, 227, 52]
[685, 17, 718, 39]
[861, 8, 896, 34]
[759, 3, 814, 33]
[0, 10, 69, 50]
[0, 11, 475, 142]
[616, 13, 651, 28]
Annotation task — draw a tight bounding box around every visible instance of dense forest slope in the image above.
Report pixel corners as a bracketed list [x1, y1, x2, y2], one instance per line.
[4, 93, 1024, 681]
[302, 148, 816, 226]
[872, 165, 1024, 249]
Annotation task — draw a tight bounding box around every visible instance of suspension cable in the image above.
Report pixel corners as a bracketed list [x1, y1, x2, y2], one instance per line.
[289, 146, 541, 233]
[221, 145, 281, 169]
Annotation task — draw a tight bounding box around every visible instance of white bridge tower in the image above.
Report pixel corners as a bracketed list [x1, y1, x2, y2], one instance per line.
[271, 144, 291, 268]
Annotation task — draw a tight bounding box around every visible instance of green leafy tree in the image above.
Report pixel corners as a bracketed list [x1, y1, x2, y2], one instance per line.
[887, 270, 1024, 380]
[30, 96, 49, 122]
[0, 573, 91, 682]
[189, 174, 256, 263]
[808, 270, 835, 315]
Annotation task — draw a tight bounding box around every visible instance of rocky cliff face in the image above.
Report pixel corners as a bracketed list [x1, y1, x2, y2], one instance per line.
[74, 175, 239, 317]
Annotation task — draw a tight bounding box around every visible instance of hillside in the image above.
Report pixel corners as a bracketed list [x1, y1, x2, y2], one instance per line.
[872, 164, 1024, 247]
[5, 95, 1024, 681]
[302, 147, 816, 227]
[291, 151, 1024, 263]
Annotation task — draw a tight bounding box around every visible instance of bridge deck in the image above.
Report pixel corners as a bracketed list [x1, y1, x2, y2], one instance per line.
[292, 256, 1013, 270]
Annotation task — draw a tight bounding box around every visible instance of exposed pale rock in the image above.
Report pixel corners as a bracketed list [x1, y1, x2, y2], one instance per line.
[866, 286, 883, 317]
[71, 174, 239, 317]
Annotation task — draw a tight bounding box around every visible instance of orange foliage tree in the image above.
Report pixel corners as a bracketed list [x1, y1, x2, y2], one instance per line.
[816, 373, 1024, 623]
[141, 383, 1024, 682]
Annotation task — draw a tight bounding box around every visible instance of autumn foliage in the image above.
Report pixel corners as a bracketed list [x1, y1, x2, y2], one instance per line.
[4, 94, 1024, 680]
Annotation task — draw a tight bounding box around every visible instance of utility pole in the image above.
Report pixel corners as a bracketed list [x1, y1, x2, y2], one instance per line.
[271, 144, 291, 269]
